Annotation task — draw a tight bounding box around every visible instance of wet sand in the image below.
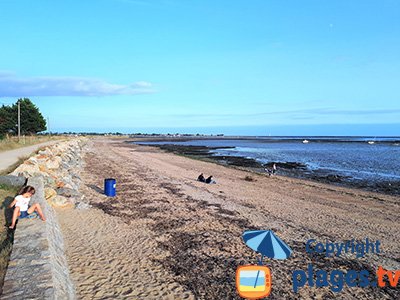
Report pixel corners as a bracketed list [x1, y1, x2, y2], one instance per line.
[57, 138, 399, 299]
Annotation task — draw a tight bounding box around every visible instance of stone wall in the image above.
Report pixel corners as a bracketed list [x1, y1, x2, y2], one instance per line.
[1, 177, 76, 299]
[10, 139, 87, 208]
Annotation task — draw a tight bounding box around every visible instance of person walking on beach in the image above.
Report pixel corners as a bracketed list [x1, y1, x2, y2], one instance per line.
[8, 186, 46, 229]
[265, 163, 277, 177]
[272, 163, 277, 175]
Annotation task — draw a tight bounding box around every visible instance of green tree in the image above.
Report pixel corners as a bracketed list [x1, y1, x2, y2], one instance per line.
[16, 98, 47, 134]
[0, 98, 47, 136]
[0, 104, 15, 137]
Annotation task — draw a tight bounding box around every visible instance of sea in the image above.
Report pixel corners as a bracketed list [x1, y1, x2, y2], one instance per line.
[137, 136, 400, 192]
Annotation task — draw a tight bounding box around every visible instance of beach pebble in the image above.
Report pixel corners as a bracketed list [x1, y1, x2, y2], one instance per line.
[75, 201, 91, 210]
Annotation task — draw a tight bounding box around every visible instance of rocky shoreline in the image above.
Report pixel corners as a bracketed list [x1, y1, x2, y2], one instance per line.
[10, 138, 89, 209]
[143, 143, 400, 196]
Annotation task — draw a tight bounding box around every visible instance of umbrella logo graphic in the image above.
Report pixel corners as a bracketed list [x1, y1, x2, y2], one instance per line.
[236, 230, 293, 299]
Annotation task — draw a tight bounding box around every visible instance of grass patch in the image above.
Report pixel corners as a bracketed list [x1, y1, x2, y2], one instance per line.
[0, 135, 62, 153]
[0, 185, 18, 294]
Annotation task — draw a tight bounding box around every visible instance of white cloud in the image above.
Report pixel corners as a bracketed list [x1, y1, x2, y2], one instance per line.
[133, 81, 153, 88]
[0, 72, 154, 97]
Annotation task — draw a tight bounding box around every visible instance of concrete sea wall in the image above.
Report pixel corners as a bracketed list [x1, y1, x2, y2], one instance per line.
[1, 177, 76, 299]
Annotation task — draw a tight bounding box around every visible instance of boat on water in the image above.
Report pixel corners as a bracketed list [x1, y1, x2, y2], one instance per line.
[367, 141, 375, 144]
[302, 139, 309, 144]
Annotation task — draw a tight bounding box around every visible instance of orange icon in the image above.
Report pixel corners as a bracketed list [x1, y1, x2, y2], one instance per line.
[236, 265, 271, 299]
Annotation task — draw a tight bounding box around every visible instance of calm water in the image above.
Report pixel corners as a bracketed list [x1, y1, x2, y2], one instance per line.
[137, 137, 400, 184]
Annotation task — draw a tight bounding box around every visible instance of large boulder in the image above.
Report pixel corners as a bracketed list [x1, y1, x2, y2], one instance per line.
[38, 147, 53, 156]
[0, 175, 26, 187]
[47, 195, 75, 208]
[11, 163, 40, 177]
[45, 156, 62, 169]
[56, 187, 80, 198]
[44, 187, 57, 200]
[24, 157, 38, 166]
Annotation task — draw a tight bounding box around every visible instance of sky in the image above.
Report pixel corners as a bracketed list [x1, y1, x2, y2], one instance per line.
[0, 0, 399, 135]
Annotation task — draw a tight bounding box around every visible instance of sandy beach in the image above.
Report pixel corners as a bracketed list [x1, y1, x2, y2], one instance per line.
[56, 138, 400, 299]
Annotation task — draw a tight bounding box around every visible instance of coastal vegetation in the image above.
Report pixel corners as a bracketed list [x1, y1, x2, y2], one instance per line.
[0, 184, 17, 294]
[0, 98, 46, 137]
[0, 136, 61, 153]
[0, 98, 59, 153]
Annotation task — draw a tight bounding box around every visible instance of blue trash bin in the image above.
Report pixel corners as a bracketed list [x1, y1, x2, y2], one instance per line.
[104, 178, 116, 197]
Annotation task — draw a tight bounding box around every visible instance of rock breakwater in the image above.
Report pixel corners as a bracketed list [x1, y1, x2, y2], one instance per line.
[11, 139, 87, 208]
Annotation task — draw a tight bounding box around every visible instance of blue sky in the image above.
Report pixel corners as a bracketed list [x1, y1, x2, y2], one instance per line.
[1, 0, 399, 135]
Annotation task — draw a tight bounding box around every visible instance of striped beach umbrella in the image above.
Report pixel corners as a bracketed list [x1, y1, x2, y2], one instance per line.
[243, 230, 292, 260]
[242, 230, 292, 288]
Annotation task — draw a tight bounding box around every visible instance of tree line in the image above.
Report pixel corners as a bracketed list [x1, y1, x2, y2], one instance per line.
[0, 98, 47, 139]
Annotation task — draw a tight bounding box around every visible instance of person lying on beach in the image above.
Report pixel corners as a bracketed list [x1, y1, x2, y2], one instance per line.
[198, 173, 206, 182]
[8, 185, 46, 229]
[205, 175, 216, 184]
